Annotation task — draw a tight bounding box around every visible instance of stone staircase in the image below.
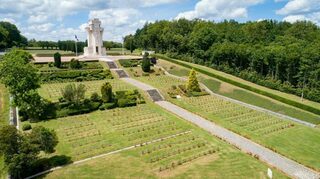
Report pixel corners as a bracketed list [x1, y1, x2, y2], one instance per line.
[106, 61, 118, 69]
[115, 69, 129, 78]
[146, 89, 164, 102]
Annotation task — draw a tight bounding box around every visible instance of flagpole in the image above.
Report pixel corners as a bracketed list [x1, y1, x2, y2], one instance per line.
[74, 35, 78, 57]
[75, 41, 78, 57]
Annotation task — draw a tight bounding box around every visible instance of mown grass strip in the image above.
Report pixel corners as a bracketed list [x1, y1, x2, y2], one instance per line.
[154, 54, 320, 116]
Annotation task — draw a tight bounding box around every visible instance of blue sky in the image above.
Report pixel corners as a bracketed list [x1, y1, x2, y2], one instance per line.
[0, 0, 319, 42]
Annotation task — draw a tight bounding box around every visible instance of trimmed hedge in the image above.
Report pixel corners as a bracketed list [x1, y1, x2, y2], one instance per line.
[40, 69, 113, 83]
[154, 54, 320, 116]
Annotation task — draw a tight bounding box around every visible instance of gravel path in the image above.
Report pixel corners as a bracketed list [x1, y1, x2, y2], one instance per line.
[119, 69, 320, 179]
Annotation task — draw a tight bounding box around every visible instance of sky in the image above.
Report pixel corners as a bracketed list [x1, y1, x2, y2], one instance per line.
[0, 0, 319, 42]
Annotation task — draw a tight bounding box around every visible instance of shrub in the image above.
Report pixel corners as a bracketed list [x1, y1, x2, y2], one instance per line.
[117, 98, 136, 107]
[101, 102, 117, 110]
[22, 124, 32, 131]
[101, 82, 113, 103]
[90, 92, 101, 102]
[53, 52, 61, 68]
[141, 53, 151, 72]
[70, 59, 82, 69]
[60, 83, 86, 104]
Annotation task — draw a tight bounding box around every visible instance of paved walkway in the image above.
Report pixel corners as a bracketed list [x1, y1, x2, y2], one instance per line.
[118, 68, 320, 179]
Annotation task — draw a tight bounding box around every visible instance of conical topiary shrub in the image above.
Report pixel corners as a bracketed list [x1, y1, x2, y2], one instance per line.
[186, 69, 201, 92]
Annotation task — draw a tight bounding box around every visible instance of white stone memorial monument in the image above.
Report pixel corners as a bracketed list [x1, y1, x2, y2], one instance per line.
[83, 18, 106, 57]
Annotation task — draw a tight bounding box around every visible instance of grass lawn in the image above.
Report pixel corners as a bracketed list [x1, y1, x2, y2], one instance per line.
[157, 60, 320, 125]
[155, 55, 320, 114]
[132, 74, 320, 171]
[38, 79, 136, 102]
[0, 84, 10, 179]
[23, 102, 287, 178]
[25, 49, 75, 55]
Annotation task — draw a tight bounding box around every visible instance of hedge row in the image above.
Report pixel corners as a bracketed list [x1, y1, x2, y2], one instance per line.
[154, 54, 320, 116]
[40, 69, 113, 83]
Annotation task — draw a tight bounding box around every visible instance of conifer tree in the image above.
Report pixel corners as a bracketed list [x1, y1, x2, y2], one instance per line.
[186, 69, 201, 92]
[101, 82, 113, 102]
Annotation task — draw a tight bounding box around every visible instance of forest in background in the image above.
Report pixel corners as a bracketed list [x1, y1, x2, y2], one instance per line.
[124, 19, 320, 103]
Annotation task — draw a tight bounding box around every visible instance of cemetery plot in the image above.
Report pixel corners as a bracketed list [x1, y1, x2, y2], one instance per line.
[134, 132, 218, 172]
[133, 74, 320, 170]
[39, 103, 288, 179]
[29, 104, 196, 161]
[182, 96, 295, 136]
[39, 79, 136, 101]
[134, 75, 185, 95]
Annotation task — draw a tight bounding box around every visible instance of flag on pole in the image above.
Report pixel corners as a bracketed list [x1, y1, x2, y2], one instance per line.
[75, 35, 79, 42]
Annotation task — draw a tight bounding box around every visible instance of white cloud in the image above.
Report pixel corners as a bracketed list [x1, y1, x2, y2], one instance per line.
[0, 0, 180, 42]
[88, 8, 145, 42]
[176, 0, 263, 20]
[276, 0, 320, 24]
[283, 15, 306, 22]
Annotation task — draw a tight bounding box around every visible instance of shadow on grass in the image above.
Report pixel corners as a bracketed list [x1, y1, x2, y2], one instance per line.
[24, 155, 73, 178]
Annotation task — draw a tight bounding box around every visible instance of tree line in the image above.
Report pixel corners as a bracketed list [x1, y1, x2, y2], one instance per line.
[28, 39, 122, 53]
[124, 19, 320, 102]
[0, 21, 28, 49]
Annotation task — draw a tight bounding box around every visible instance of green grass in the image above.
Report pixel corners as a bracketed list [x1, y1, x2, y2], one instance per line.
[25, 102, 287, 178]
[38, 80, 136, 102]
[133, 74, 320, 171]
[0, 84, 9, 179]
[25, 49, 75, 55]
[155, 55, 320, 115]
[157, 60, 320, 125]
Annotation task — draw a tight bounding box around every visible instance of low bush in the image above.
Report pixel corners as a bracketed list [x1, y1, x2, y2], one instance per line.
[40, 69, 113, 83]
[70, 59, 82, 69]
[99, 102, 117, 110]
[22, 124, 32, 131]
[119, 59, 141, 67]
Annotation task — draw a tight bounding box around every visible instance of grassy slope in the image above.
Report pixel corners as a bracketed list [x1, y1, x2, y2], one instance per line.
[30, 102, 287, 178]
[132, 74, 320, 171]
[155, 55, 320, 114]
[157, 60, 320, 125]
[0, 85, 10, 179]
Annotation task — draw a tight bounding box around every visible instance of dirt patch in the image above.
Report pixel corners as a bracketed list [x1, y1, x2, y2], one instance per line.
[156, 154, 218, 178]
[219, 83, 235, 94]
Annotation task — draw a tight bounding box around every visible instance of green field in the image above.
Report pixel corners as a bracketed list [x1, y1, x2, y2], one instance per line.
[157, 60, 320, 125]
[0, 85, 9, 179]
[132, 74, 320, 171]
[25, 49, 75, 55]
[23, 102, 287, 178]
[38, 80, 136, 102]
